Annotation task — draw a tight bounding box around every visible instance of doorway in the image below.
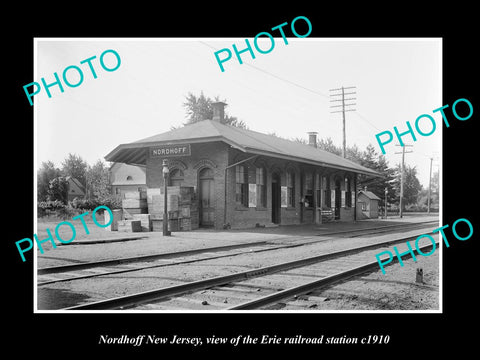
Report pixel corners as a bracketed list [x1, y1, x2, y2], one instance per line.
[199, 167, 215, 227]
[271, 173, 281, 224]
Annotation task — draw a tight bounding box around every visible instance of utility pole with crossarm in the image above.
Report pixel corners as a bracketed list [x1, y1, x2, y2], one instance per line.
[330, 86, 356, 158]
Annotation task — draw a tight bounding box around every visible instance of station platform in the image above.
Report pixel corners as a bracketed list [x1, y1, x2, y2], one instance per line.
[36, 213, 439, 268]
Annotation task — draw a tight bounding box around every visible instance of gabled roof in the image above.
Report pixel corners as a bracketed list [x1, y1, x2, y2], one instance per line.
[105, 120, 380, 176]
[66, 176, 86, 195]
[358, 190, 381, 201]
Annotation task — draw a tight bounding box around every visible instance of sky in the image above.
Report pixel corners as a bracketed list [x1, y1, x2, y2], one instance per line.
[35, 38, 441, 187]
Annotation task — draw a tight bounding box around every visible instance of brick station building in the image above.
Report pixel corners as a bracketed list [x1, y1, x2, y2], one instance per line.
[105, 102, 379, 230]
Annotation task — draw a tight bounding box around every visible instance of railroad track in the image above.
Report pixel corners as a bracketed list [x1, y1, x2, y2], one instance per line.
[63, 230, 439, 311]
[38, 220, 438, 286]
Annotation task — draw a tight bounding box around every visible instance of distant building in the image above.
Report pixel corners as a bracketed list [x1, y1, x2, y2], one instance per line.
[356, 189, 381, 219]
[66, 176, 86, 202]
[109, 162, 146, 199]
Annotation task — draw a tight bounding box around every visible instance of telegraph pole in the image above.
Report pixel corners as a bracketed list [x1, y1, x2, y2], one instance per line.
[395, 144, 413, 218]
[330, 86, 356, 158]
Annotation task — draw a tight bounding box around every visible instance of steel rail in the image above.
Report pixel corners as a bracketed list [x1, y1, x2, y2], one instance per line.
[40, 220, 437, 275]
[38, 241, 269, 275]
[227, 241, 439, 310]
[313, 220, 438, 237]
[63, 232, 436, 310]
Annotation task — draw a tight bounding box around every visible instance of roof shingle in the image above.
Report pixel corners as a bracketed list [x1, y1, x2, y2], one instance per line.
[105, 120, 380, 176]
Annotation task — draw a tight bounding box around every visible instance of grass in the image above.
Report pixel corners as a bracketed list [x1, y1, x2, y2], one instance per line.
[36, 211, 122, 241]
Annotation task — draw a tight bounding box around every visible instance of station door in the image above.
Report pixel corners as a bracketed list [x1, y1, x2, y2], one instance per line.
[199, 168, 215, 227]
[334, 179, 341, 220]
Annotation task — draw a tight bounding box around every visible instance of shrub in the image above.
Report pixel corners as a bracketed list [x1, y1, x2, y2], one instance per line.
[56, 204, 79, 220]
[71, 198, 99, 211]
[38, 200, 66, 211]
[70, 195, 121, 212]
[96, 194, 122, 210]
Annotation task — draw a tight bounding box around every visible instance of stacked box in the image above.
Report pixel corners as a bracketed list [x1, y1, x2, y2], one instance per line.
[117, 220, 142, 232]
[122, 191, 148, 217]
[167, 194, 179, 211]
[132, 214, 152, 232]
[122, 198, 147, 208]
[161, 186, 180, 197]
[147, 186, 199, 232]
[104, 209, 123, 231]
[125, 191, 146, 199]
[147, 188, 161, 205]
[168, 218, 179, 232]
[180, 206, 190, 218]
[150, 195, 164, 219]
[151, 219, 163, 232]
[168, 210, 179, 219]
[189, 204, 199, 230]
[123, 207, 147, 216]
[179, 217, 191, 231]
[179, 186, 194, 204]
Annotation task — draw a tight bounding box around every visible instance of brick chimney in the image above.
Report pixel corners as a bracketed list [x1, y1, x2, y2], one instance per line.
[212, 101, 227, 122]
[307, 132, 318, 148]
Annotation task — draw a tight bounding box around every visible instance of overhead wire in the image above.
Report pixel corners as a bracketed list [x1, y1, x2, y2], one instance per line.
[198, 40, 382, 134]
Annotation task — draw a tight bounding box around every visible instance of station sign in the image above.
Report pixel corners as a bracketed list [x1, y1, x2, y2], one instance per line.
[150, 144, 191, 158]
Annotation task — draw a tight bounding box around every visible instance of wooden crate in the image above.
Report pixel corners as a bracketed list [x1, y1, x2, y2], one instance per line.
[124, 191, 147, 200]
[179, 217, 191, 231]
[104, 209, 123, 231]
[179, 206, 190, 218]
[168, 210, 179, 219]
[132, 214, 152, 232]
[151, 219, 163, 232]
[168, 218, 179, 232]
[123, 207, 148, 215]
[117, 220, 142, 232]
[179, 186, 194, 204]
[122, 198, 147, 209]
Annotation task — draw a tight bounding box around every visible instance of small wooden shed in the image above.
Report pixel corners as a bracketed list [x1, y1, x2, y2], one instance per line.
[357, 189, 381, 219]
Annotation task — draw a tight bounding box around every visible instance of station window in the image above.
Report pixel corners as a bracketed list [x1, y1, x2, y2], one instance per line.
[304, 172, 314, 208]
[126, 175, 133, 181]
[286, 169, 295, 207]
[169, 168, 184, 187]
[256, 167, 266, 207]
[235, 165, 248, 207]
[323, 176, 331, 208]
[315, 174, 321, 208]
[345, 177, 352, 207]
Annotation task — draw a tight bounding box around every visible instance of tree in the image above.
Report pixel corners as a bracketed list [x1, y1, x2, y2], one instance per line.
[38, 161, 61, 201]
[47, 176, 69, 203]
[317, 137, 342, 156]
[86, 160, 110, 200]
[316, 139, 396, 204]
[393, 164, 422, 209]
[353, 144, 396, 205]
[61, 153, 88, 187]
[182, 91, 247, 128]
[417, 170, 439, 211]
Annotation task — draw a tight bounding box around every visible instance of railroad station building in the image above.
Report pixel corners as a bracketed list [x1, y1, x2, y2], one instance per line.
[105, 102, 379, 230]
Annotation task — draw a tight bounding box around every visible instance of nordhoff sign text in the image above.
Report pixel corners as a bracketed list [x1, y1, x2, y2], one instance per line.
[150, 144, 191, 157]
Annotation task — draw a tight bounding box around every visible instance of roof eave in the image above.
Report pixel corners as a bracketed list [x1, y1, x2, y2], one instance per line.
[243, 147, 381, 177]
[105, 136, 248, 164]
